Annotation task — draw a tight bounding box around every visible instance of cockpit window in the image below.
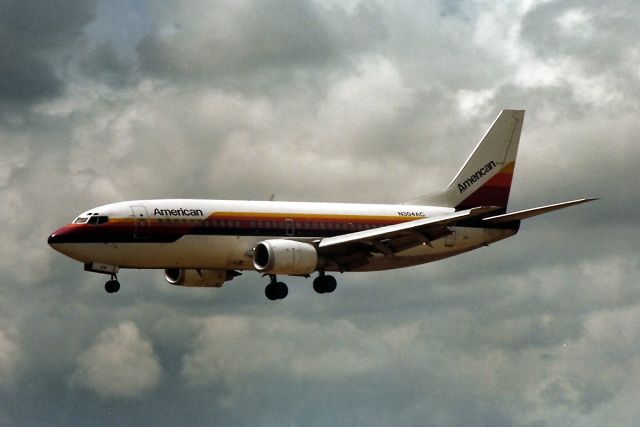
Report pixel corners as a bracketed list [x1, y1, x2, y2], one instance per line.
[73, 217, 89, 224]
[87, 216, 109, 225]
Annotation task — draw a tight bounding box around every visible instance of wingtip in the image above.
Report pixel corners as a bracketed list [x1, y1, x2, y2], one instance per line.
[578, 197, 600, 203]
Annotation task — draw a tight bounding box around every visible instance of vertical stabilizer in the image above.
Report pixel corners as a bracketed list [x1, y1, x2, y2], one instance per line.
[444, 109, 524, 210]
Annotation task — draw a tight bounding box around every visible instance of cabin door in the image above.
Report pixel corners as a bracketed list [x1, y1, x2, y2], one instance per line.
[131, 206, 150, 239]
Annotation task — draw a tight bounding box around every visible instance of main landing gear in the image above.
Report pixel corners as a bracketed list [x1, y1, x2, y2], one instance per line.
[265, 276, 288, 301]
[264, 272, 338, 300]
[313, 272, 337, 294]
[104, 274, 121, 294]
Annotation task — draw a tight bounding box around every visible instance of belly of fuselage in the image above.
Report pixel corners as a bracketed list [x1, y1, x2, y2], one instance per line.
[56, 235, 260, 270]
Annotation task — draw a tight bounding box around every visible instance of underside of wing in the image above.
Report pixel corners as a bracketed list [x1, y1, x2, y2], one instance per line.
[317, 206, 501, 271]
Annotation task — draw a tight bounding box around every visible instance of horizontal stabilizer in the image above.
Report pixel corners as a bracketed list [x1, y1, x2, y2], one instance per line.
[483, 198, 598, 224]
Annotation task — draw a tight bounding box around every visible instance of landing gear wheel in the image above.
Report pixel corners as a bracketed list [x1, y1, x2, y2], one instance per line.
[275, 282, 288, 299]
[313, 274, 337, 294]
[265, 283, 278, 300]
[265, 277, 288, 300]
[323, 275, 337, 293]
[313, 277, 326, 294]
[105, 279, 120, 293]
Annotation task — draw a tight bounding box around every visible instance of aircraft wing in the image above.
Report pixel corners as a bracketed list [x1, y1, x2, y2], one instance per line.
[317, 207, 500, 267]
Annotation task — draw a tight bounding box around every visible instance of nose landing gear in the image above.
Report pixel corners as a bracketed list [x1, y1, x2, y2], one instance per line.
[84, 263, 121, 294]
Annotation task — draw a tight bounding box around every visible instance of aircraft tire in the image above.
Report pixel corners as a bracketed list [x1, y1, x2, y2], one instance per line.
[313, 275, 337, 294]
[313, 277, 326, 294]
[276, 282, 288, 299]
[324, 275, 337, 293]
[266, 282, 288, 300]
[105, 280, 120, 294]
[265, 283, 277, 300]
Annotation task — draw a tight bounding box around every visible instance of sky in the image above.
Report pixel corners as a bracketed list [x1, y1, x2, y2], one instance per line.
[1, 0, 639, 426]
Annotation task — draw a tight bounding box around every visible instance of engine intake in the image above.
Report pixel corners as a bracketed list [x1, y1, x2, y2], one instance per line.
[165, 268, 237, 287]
[253, 240, 318, 275]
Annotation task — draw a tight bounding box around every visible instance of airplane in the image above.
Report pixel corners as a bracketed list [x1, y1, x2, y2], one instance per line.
[48, 110, 596, 300]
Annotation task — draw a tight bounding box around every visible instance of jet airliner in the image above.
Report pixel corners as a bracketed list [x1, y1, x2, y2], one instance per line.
[48, 110, 595, 300]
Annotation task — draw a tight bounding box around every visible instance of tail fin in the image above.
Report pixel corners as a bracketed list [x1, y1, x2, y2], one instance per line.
[443, 109, 524, 210]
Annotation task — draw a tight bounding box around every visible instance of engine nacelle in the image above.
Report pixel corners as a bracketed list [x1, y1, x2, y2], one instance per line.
[165, 268, 233, 287]
[253, 239, 318, 275]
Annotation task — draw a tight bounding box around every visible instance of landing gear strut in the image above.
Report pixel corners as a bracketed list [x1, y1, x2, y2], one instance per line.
[265, 275, 288, 300]
[313, 272, 337, 294]
[105, 274, 120, 294]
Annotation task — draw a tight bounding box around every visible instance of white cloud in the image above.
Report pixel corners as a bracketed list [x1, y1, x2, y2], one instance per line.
[316, 55, 411, 147]
[71, 322, 162, 398]
[181, 314, 423, 393]
[456, 88, 495, 118]
[556, 8, 593, 37]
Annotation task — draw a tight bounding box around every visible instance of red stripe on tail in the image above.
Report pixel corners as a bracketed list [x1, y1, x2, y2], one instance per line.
[455, 162, 515, 210]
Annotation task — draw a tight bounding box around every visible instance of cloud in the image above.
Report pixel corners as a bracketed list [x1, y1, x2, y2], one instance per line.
[0, 0, 97, 105]
[137, 0, 386, 92]
[181, 315, 392, 387]
[79, 43, 136, 87]
[71, 322, 162, 398]
[0, 328, 21, 386]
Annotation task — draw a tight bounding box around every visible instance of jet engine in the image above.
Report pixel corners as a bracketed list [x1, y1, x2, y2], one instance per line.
[252, 239, 318, 275]
[165, 268, 235, 287]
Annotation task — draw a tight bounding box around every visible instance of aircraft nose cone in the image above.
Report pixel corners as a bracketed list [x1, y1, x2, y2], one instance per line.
[48, 232, 60, 245]
[48, 231, 65, 251]
[48, 226, 75, 246]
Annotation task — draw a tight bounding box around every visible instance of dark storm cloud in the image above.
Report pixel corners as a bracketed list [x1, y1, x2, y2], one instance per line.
[0, 0, 97, 104]
[79, 42, 136, 87]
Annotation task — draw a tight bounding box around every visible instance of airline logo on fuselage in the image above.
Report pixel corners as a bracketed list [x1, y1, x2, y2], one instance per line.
[457, 160, 497, 194]
[153, 208, 204, 216]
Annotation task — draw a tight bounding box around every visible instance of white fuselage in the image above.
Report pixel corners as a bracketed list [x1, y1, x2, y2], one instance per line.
[49, 199, 517, 273]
